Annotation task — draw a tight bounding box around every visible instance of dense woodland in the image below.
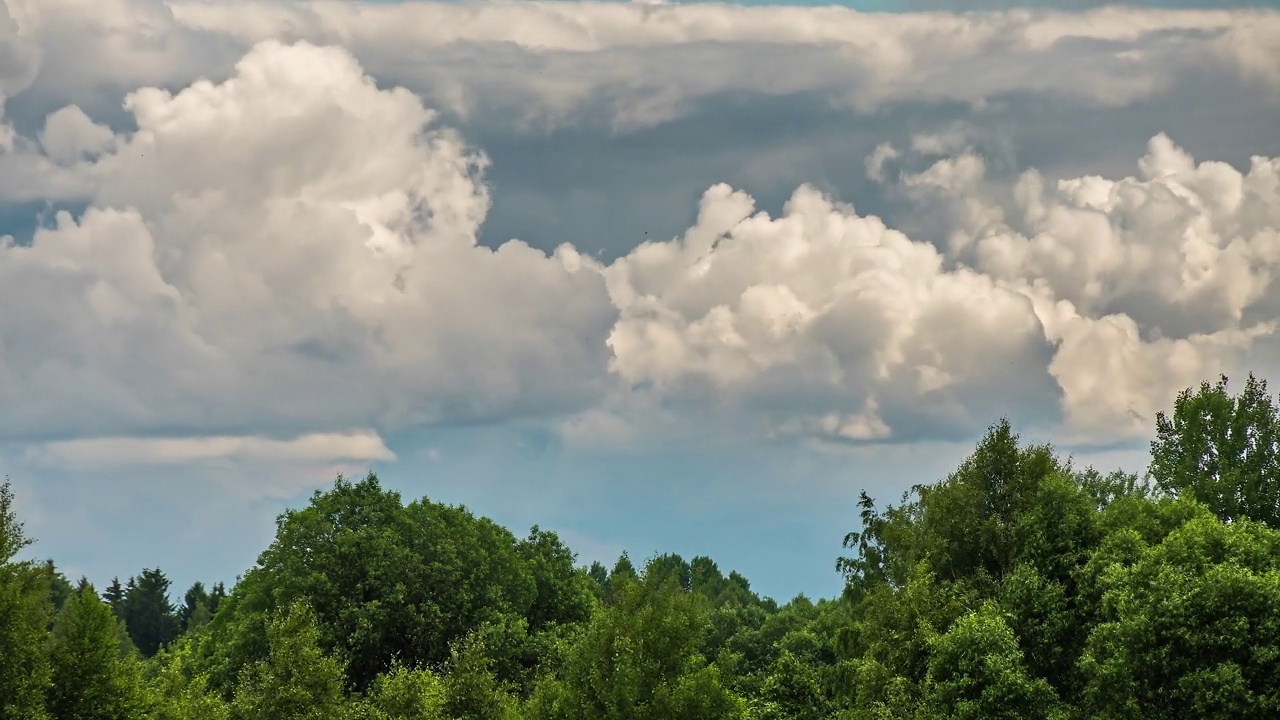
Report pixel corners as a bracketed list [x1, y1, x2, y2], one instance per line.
[3, 372, 1280, 719]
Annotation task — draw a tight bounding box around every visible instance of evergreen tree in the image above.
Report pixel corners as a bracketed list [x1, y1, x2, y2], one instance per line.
[122, 568, 180, 656]
[103, 578, 125, 617]
[42, 561, 73, 613]
[208, 582, 227, 617]
[182, 582, 213, 632]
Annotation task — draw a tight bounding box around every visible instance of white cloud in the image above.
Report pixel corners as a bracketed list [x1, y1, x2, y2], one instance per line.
[600, 181, 1055, 444]
[29, 430, 394, 466]
[38, 105, 115, 163]
[0, 39, 616, 441]
[0, 0, 1278, 455]
[580, 130, 1280, 446]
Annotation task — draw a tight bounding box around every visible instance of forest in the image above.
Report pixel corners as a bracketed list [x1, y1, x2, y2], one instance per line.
[2, 372, 1279, 720]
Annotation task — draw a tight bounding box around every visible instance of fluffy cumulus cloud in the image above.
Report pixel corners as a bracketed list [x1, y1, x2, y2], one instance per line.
[0, 37, 615, 458]
[1, 0, 1279, 463]
[598, 132, 1280, 445]
[602, 183, 1056, 444]
[877, 132, 1280, 439]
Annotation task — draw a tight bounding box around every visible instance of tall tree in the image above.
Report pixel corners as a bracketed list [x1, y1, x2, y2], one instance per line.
[208, 582, 227, 617]
[46, 580, 148, 720]
[603, 552, 639, 605]
[102, 578, 125, 617]
[121, 568, 180, 656]
[1151, 373, 1280, 526]
[42, 561, 73, 613]
[0, 479, 52, 720]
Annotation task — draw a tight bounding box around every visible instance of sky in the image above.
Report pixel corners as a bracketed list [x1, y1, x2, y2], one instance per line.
[1, 0, 1278, 604]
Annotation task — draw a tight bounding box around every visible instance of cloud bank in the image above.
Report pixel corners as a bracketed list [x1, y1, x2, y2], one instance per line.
[1, 0, 1279, 463]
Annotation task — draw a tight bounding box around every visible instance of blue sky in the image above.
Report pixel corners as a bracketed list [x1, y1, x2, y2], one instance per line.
[2, 0, 1279, 604]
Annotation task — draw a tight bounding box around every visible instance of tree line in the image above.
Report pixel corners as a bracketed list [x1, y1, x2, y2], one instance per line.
[2, 372, 1279, 719]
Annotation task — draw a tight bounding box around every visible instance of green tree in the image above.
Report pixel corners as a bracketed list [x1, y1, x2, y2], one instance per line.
[839, 421, 1063, 600]
[914, 420, 1062, 586]
[920, 603, 1063, 720]
[586, 562, 608, 600]
[441, 633, 520, 720]
[601, 552, 639, 605]
[201, 473, 540, 694]
[121, 568, 180, 656]
[1001, 471, 1107, 698]
[1151, 373, 1280, 525]
[229, 600, 346, 720]
[42, 561, 74, 613]
[103, 578, 125, 617]
[525, 561, 744, 720]
[518, 526, 596, 630]
[46, 580, 148, 720]
[362, 662, 447, 720]
[0, 479, 52, 720]
[757, 650, 829, 720]
[1080, 513, 1280, 719]
[180, 582, 216, 633]
[148, 640, 231, 720]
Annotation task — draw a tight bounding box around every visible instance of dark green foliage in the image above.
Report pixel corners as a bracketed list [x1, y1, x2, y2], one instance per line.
[757, 650, 830, 720]
[1002, 473, 1104, 694]
[199, 472, 576, 694]
[602, 552, 639, 605]
[181, 582, 212, 632]
[517, 525, 597, 630]
[120, 568, 181, 657]
[1151, 373, 1280, 525]
[586, 561, 608, 598]
[103, 577, 124, 616]
[914, 420, 1063, 585]
[44, 562, 74, 613]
